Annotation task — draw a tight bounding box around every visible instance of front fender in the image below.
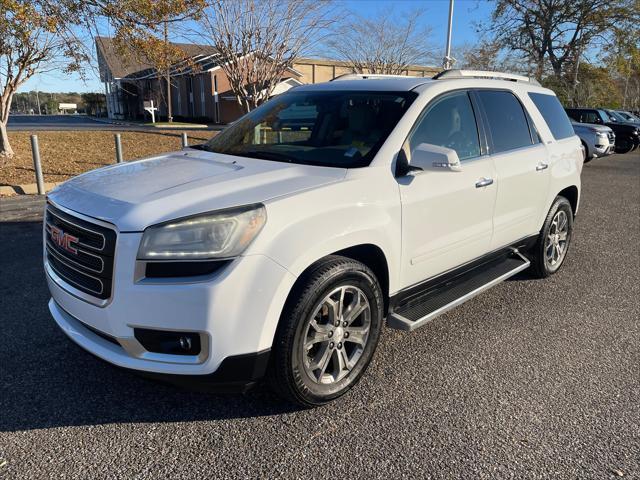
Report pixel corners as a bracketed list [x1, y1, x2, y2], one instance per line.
[247, 170, 402, 293]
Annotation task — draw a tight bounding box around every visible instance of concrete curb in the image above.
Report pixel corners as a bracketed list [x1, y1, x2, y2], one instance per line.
[0, 182, 64, 197]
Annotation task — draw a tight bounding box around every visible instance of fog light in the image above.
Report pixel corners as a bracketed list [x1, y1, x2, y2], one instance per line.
[179, 336, 192, 351]
[134, 328, 201, 356]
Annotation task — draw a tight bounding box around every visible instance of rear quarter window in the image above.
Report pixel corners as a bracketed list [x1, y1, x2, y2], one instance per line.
[529, 93, 575, 140]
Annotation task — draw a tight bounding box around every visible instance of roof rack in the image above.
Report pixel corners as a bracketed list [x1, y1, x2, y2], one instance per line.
[433, 69, 541, 86]
[330, 73, 418, 81]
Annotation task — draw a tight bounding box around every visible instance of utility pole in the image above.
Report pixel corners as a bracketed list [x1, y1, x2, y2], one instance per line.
[443, 0, 455, 70]
[164, 20, 173, 123]
[35, 89, 42, 115]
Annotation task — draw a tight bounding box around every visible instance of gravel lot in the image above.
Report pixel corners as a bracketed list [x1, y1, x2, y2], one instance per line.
[0, 152, 638, 479]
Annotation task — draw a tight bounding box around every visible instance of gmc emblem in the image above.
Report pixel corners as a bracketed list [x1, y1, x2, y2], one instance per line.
[51, 226, 79, 254]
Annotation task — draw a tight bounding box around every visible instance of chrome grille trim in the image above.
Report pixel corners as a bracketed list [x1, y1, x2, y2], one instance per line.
[46, 206, 106, 251]
[44, 201, 117, 302]
[46, 246, 105, 295]
[44, 224, 105, 273]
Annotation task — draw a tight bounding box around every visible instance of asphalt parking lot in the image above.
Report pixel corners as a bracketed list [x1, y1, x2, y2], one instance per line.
[0, 152, 638, 479]
[7, 114, 131, 131]
[7, 114, 221, 132]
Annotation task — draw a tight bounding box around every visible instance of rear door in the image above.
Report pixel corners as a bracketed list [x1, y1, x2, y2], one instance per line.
[475, 89, 550, 249]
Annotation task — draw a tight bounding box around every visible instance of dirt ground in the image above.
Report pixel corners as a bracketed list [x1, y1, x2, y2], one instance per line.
[1, 130, 216, 185]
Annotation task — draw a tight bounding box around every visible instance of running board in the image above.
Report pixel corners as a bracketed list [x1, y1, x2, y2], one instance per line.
[387, 252, 530, 332]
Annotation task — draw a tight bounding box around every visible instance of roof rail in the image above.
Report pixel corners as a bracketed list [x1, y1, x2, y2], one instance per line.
[330, 73, 418, 81]
[433, 69, 541, 86]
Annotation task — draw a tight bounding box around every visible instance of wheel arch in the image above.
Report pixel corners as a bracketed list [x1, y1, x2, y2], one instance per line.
[281, 244, 391, 320]
[264, 243, 391, 359]
[558, 185, 579, 217]
[332, 244, 390, 314]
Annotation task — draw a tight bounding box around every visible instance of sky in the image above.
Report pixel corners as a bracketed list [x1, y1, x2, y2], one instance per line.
[19, 0, 493, 94]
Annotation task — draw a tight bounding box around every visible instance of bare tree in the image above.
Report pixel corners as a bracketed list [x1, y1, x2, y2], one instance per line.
[326, 8, 435, 75]
[197, 0, 335, 113]
[1, 1, 86, 160]
[485, 0, 638, 80]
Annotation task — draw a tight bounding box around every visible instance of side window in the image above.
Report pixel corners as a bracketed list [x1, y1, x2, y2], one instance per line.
[409, 91, 480, 161]
[476, 90, 533, 154]
[528, 92, 574, 140]
[583, 110, 600, 124]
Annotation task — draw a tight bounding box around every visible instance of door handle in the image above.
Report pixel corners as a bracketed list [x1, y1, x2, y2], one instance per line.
[475, 177, 494, 188]
[536, 162, 549, 171]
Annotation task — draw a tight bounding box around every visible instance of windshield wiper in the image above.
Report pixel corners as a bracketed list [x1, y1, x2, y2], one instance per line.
[237, 150, 298, 163]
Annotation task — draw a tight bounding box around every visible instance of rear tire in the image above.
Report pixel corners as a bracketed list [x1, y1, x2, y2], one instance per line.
[528, 196, 574, 278]
[268, 255, 383, 407]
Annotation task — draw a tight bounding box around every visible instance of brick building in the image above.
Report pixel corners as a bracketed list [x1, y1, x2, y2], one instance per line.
[96, 37, 438, 124]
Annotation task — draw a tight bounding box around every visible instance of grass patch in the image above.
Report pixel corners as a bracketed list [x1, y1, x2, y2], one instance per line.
[1, 129, 215, 186]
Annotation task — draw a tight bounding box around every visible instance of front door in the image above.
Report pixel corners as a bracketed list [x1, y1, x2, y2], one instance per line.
[399, 90, 497, 288]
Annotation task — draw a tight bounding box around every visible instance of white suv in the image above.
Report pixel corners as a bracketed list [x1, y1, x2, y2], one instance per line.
[44, 70, 582, 405]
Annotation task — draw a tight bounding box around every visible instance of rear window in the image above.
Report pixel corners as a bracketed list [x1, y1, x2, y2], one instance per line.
[529, 93, 574, 140]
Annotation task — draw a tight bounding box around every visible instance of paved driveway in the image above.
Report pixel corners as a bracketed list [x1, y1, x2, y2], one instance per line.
[0, 152, 638, 479]
[7, 114, 220, 132]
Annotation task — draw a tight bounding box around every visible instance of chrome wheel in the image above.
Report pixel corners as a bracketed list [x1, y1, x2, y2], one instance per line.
[302, 285, 371, 385]
[545, 210, 569, 268]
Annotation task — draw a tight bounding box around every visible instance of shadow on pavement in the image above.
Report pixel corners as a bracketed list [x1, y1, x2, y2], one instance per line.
[0, 220, 300, 433]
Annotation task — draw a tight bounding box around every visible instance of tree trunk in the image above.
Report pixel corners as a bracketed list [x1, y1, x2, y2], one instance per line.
[0, 121, 14, 160]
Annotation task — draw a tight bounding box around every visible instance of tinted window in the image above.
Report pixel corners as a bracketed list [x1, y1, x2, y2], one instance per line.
[576, 110, 601, 124]
[529, 93, 574, 140]
[204, 90, 416, 168]
[409, 91, 480, 161]
[477, 90, 532, 153]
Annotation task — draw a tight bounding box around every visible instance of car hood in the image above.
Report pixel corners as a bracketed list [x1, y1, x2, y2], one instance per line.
[48, 149, 347, 231]
[572, 122, 612, 133]
[605, 121, 639, 132]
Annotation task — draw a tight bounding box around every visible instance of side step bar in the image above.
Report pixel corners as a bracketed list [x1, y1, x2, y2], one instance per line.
[387, 251, 530, 332]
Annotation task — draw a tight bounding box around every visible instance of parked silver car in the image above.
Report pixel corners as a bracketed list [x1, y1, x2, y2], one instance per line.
[571, 121, 615, 163]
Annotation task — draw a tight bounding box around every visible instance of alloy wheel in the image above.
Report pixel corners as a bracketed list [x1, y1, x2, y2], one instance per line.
[545, 210, 569, 268]
[301, 285, 371, 384]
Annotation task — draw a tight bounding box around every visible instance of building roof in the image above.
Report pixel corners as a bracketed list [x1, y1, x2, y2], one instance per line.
[95, 36, 217, 81]
[295, 57, 440, 74]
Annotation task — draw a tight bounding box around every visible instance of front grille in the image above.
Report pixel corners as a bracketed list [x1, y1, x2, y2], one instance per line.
[608, 132, 615, 143]
[45, 203, 117, 300]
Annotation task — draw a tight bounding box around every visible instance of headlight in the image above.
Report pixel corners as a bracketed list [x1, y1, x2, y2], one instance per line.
[137, 204, 266, 260]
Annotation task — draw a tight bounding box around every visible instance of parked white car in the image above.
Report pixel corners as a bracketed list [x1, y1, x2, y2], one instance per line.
[44, 70, 583, 405]
[571, 121, 615, 162]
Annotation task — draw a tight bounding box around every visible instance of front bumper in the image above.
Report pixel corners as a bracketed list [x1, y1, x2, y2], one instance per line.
[46, 238, 297, 383]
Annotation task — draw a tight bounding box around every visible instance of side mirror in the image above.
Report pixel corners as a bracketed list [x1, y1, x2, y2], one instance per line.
[410, 143, 463, 173]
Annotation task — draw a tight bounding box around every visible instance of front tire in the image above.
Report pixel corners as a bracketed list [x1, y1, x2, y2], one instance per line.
[615, 136, 634, 154]
[581, 141, 592, 163]
[268, 255, 383, 406]
[529, 196, 574, 278]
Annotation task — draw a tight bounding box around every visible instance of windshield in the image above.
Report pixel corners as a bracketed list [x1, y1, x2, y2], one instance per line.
[605, 110, 627, 122]
[203, 90, 417, 168]
[617, 111, 640, 122]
